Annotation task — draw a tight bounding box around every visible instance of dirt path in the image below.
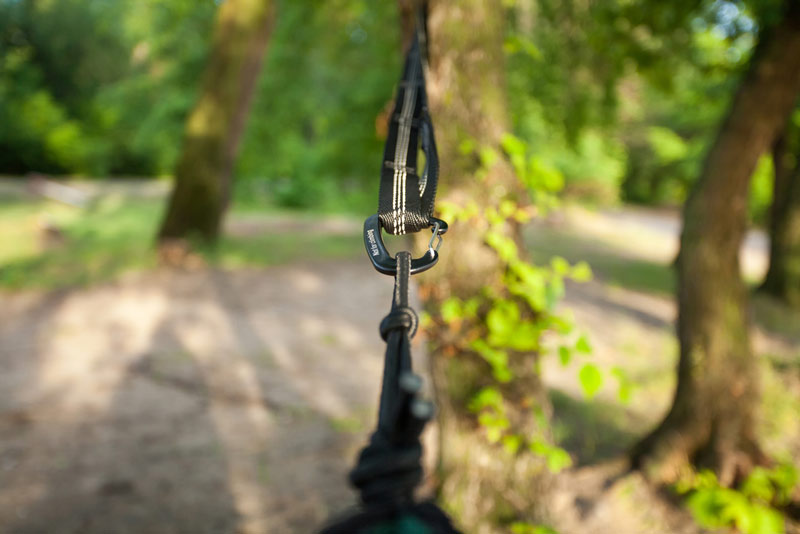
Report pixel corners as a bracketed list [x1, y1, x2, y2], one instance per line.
[0, 205, 796, 534]
[0, 262, 428, 533]
[539, 206, 798, 461]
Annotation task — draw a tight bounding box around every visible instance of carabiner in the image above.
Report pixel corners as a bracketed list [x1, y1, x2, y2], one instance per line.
[364, 214, 448, 275]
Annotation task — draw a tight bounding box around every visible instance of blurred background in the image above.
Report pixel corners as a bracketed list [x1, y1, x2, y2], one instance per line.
[1, 0, 799, 533]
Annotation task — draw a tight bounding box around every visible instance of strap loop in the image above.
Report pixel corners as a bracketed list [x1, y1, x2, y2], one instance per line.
[377, 28, 439, 235]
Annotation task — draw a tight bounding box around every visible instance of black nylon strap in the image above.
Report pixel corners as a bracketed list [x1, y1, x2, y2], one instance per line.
[377, 21, 439, 235]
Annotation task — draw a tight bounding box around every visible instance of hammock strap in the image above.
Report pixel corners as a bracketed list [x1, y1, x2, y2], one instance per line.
[377, 20, 439, 236]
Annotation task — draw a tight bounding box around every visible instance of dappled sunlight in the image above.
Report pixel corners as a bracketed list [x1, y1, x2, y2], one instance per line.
[33, 289, 169, 412]
[540, 205, 769, 283]
[286, 269, 325, 295]
[3, 0, 800, 531]
[0, 263, 406, 532]
[0, 285, 175, 527]
[164, 305, 276, 533]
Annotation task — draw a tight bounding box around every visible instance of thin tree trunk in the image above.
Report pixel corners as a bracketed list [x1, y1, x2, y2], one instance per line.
[414, 1, 551, 529]
[761, 125, 800, 308]
[632, 3, 800, 486]
[158, 0, 275, 244]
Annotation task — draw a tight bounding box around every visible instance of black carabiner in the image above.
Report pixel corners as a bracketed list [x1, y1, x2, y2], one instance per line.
[363, 214, 448, 275]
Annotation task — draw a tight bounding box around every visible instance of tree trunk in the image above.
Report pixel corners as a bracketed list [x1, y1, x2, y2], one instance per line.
[631, 3, 800, 486]
[760, 126, 800, 308]
[414, 1, 552, 530]
[158, 0, 275, 243]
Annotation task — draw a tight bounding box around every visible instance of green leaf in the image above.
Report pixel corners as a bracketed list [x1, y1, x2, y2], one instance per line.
[550, 256, 570, 275]
[611, 367, 633, 404]
[485, 231, 519, 262]
[747, 504, 784, 534]
[570, 261, 593, 282]
[575, 334, 592, 354]
[502, 35, 541, 59]
[558, 346, 571, 366]
[686, 489, 729, 528]
[500, 132, 527, 156]
[440, 297, 463, 323]
[458, 138, 476, 155]
[529, 440, 573, 473]
[502, 434, 522, 455]
[578, 363, 603, 399]
[478, 412, 510, 443]
[462, 297, 480, 319]
[741, 467, 774, 503]
[499, 199, 518, 218]
[506, 322, 541, 351]
[647, 126, 688, 164]
[548, 314, 575, 335]
[527, 156, 564, 193]
[472, 339, 514, 382]
[479, 146, 499, 169]
[511, 522, 558, 534]
[486, 300, 520, 339]
[468, 386, 503, 413]
[510, 262, 547, 311]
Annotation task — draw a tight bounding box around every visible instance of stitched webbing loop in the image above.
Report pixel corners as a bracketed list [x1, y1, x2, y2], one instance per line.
[376, 20, 439, 236]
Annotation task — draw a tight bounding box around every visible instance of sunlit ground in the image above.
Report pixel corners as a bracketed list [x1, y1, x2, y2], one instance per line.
[1, 183, 799, 533]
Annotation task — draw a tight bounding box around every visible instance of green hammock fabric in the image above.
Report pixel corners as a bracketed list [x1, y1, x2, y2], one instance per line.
[367, 515, 434, 534]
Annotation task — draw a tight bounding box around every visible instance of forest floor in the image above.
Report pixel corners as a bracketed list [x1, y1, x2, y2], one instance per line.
[0, 187, 798, 533]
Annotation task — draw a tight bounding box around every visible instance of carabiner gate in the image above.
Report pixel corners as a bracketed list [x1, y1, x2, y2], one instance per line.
[364, 214, 447, 275]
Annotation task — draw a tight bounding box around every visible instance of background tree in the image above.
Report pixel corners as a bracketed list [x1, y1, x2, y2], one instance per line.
[760, 115, 800, 308]
[158, 0, 275, 243]
[632, 2, 800, 485]
[414, 0, 565, 529]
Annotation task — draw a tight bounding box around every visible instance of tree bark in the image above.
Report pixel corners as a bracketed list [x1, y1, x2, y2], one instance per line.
[158, 0, 275, 243]
[414, 1, 551, 529]
[760, 126, 800, 308]
[631, 3, 800, 486]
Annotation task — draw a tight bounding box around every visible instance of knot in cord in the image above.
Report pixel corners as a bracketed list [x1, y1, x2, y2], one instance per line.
[380, 306, 418, 341]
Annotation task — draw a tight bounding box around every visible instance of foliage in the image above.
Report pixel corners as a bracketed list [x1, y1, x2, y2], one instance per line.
[0, 0, 216, 176]
[0, 0, 787, 222]
[0, 0, 396, 213]
[676, 464, 799, 534]
[510, 522, 558, 534]
[236, 0, 400, 211]
[505, 0, 781, 222]
[432, 134, 602, 473]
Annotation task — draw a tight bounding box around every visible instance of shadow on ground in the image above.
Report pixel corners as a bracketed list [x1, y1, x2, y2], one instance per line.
[0, 261, 417, 533]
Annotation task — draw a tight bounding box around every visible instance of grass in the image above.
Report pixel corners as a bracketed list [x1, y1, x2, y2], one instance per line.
[751, 293, 800, 345]
[206, 232, 361, 269]
[524, 219, 800, 347]
[524, 225, 675, 296]
[0, 195, 161, 289]
[549, 388, 645, 465]
[0, 195, 363, 291]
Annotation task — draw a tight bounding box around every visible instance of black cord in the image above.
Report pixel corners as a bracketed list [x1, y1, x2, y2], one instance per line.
[320, 253, 460, 533]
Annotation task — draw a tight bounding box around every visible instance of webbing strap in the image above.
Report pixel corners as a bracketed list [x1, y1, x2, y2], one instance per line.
[377, 20, 439, 235]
